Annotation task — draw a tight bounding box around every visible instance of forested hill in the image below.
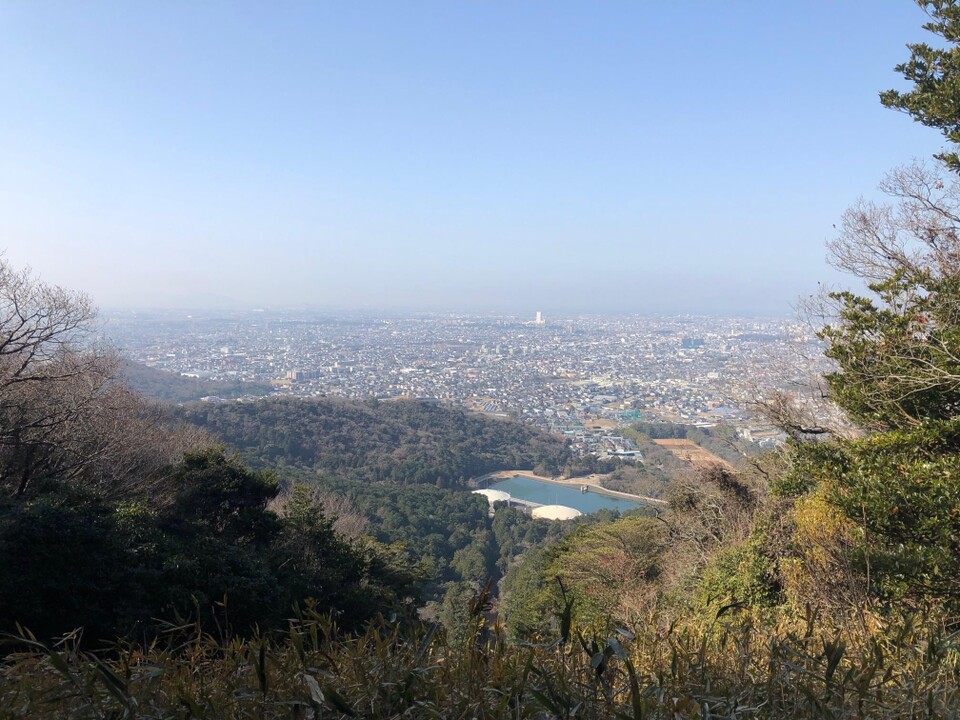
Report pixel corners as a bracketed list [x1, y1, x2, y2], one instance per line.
[120, 359, 274, 403]
[180, 397, 571, 486]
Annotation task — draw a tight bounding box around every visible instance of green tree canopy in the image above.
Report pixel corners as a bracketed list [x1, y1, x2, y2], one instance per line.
[882, 1, 960, 171]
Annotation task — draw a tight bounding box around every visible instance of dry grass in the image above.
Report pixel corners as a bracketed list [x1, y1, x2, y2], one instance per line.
[2, 601, 959, 719]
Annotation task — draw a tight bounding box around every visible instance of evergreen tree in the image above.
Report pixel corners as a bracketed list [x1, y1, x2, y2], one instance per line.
[784, 2, 960, 606]
[882, 1, 960, 172]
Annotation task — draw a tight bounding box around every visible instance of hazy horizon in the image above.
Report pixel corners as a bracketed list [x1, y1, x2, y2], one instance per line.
[0, 2, 945, 315]
[101, 305, 798, 322]
[97, 282, 808, 319]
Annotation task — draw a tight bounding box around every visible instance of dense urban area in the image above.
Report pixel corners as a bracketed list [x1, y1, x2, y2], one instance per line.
[107, 309, 824, 451]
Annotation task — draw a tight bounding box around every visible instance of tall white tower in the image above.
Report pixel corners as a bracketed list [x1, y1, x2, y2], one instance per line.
[535, 311, 544, 325]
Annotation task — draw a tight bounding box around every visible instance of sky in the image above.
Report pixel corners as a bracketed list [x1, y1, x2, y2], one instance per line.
[0, 1, 949, 316]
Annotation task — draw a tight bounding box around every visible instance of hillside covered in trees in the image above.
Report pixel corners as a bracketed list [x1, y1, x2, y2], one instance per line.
[180, 396, 571, 486]
[174, 396, 582, 608]
[120, 358, 274, 403]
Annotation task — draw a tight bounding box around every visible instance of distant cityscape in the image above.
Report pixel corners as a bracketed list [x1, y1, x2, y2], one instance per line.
[106, 310, 827, 453]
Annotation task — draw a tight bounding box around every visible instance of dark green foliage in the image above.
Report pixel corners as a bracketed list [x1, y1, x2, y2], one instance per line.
[557, 454, 620, 478]
[820, 274, 960, 430]
[802, 177, 960, 609]
[790, 421, 960, 604]
[501, 547, 556, 639]
[181, 397, 570, 486]
[0, 484, 156, 643]
[161, 447, 280, 543]
[491, 504, 566, 572]
[176, 397, 572, 606]
[695, 529, 783, 612]
[775, 439, 848, 497]
[798, 24, 960, 610]
[630, 421, 693, 439]
[437, 581, 483, 644]
[272, 486, 419, 625]
[0, 450, 419, 644]
[881, 0, 960, 171]
[450, 540, 494, 585]
[150, 451, 295, 634]
[293, 473, 493, 597]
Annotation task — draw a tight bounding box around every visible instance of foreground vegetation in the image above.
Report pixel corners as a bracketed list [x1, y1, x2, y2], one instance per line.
[3, 606, 959, 719]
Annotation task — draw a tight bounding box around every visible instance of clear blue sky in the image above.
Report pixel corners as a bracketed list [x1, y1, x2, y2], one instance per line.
[0, 1, 947, 315]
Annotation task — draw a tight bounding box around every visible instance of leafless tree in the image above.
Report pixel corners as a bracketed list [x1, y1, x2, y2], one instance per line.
[829, 162, 960, 283]
[0, 257, 203, 498]
[269, 483, 369, 539]
[639, 462, 762, 608]
[0, 259, 99, 384]
[750, 386, 856, 443]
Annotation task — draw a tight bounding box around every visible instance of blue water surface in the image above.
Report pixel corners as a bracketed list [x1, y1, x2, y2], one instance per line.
[488, 475, 641, 515]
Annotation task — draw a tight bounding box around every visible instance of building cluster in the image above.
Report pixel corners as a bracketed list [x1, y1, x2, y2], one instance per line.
[108, 310, 826, 449]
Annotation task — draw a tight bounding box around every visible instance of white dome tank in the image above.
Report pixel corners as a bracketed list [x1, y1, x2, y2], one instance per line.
[531, 504, 582, 520]
[472, 488, 512, 506]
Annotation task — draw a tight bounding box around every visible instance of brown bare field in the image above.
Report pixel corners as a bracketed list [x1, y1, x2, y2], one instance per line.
[652, 439, 732, 470]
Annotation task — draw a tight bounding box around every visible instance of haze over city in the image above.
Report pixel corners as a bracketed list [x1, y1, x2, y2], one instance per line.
[0, 2, 946, 314]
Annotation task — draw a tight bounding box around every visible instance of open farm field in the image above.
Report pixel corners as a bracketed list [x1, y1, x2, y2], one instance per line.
[652, 438, 732, 469]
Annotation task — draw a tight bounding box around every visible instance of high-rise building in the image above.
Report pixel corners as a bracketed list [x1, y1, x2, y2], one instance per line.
[535, 311, 545, 325]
